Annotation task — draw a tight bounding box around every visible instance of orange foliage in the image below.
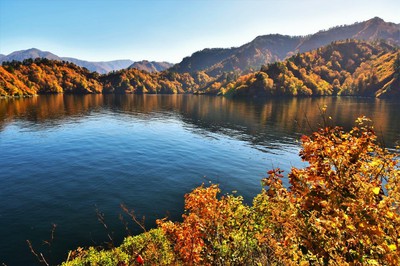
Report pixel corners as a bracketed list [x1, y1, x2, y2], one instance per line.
[262, 116, 400, 265]
[211, 41, 399, 98]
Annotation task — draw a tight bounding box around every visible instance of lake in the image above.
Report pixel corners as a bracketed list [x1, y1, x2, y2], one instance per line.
[0, 94, 399, 265]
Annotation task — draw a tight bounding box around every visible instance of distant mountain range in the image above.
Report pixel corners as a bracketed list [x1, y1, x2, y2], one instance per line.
[0, 48, 172, 74]
[60, 57, 134, 74]
[1, 17, 398, 77]
[170, 17, 400, 76]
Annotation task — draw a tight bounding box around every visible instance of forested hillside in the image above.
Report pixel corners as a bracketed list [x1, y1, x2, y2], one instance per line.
[0, 59, 103, 96]
[0, 58, 213, 96]
[202, 40, 399, 98]
[170, 17, 399, 77]
[100, 68, 211, 94]
[1, 41, 398, 98]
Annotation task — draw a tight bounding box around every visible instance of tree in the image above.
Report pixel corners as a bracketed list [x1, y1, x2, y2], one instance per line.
[263, 116, 400, 265]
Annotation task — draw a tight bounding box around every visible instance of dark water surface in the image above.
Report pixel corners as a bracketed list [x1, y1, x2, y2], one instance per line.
[0, 95, 399, 265]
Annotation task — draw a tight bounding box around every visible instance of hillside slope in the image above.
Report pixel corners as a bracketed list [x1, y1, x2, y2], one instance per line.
[0, 58, 210, 96]
[203, 40, 399, 98]
[0, 58, 102, 96]
[1, 41, 398, 98]
[170, 17, 400, 77]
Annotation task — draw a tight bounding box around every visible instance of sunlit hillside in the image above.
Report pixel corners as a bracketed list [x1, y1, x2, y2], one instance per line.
[203, 40, 399, 98]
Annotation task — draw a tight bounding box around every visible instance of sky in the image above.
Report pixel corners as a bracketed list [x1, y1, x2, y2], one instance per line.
[0, 0, 399, 63]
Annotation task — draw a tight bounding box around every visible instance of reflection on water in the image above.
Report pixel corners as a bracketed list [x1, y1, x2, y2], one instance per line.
[0, 95, 399, 265]
[1, 94, 399, 148]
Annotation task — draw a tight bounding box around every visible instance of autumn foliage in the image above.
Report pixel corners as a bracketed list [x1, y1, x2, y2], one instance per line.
[260, 116, 400, 265]
[64, 117, 400, 265]
[0, 58, 102, 97]
[0, 58, 213, 97]
[209, 41, 399, 98]
[1, 41, 399, 99]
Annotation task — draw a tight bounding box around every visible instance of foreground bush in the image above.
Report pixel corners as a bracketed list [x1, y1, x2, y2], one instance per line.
[256, 117, 400, 265]
[62, 228, 174, 265]
[64, 117, 399, 265]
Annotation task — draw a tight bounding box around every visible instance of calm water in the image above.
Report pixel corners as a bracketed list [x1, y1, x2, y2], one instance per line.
[0, 95, 399, 265]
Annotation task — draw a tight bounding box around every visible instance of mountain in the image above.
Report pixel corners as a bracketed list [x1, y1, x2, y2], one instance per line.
[62, 57, 134, 74]
[201, 40, 399, 98]
[1, 18, 399, 99]
[128, 60, 173, 72]
[170, 17, 400, 77]
[169, 47, 239, 73]
[295, 17, 400, 52]
[0, 48, 134, 74]
[1, 48, 61, 62]
[3, 17, 397, 76]
[203, 35, 300, 77]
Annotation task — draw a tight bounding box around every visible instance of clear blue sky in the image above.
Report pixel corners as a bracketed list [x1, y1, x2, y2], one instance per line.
[0, 0, 399, 63]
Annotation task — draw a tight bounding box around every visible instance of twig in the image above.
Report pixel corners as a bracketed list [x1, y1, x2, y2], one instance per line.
[96, 208, 114, 246]
[120, 204, 147, 232]
[66, 250, 72, 262]
[43, 223, 57, 246]
[26, 240, 49, 266]
[317, 104, 328, 127]
[304, 113, 314, 133]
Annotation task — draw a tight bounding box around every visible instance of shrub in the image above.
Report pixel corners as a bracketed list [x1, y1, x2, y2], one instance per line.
[62, 228, 174, 266]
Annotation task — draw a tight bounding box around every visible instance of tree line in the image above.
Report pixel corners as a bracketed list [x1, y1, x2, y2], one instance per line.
[1, 40, 399, 98]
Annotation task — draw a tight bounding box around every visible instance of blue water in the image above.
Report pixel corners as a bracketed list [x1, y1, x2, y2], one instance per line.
[0, 95, 399, 265]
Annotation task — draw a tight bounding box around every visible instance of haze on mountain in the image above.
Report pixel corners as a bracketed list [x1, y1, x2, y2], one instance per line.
[170, 17, 400, 77]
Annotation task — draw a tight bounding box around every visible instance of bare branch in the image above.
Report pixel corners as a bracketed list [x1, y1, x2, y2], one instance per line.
[26, 240, 49, 266]
[120, 203, 147, 232]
